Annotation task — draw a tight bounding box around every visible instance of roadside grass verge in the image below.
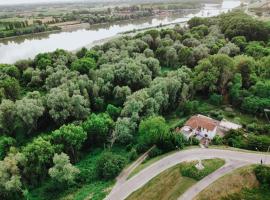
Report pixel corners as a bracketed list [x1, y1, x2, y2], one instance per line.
[194, 165, 259, 200]
[180, 159, 225, 180]
[126, 158, 225, 200]
[127, 146, 199, 179]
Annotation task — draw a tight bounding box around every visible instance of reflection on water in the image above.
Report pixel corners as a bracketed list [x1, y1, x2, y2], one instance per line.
[0, 0, 241, 64]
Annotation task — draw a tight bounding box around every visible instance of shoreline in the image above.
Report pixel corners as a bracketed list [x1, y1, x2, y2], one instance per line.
[0, 11, 199, 42]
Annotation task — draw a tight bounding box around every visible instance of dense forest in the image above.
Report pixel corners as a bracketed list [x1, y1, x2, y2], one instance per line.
[0, 11, 270, 200]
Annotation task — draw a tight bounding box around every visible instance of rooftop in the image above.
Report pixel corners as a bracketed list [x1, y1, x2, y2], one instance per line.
[185, 114, 219, 131]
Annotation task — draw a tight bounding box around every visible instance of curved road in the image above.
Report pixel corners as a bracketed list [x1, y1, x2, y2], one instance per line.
[105, 148, 270, 200]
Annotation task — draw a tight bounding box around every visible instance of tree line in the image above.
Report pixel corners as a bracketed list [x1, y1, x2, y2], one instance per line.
[0, 11, 269, 199]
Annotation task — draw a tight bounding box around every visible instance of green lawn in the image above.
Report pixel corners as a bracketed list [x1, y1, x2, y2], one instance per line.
[126, 158, 225, 200]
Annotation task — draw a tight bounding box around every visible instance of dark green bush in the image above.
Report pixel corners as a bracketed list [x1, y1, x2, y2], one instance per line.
[148, 146, 163, 158]
[96, 152, 127, 180]
[254, 165, 270, 186]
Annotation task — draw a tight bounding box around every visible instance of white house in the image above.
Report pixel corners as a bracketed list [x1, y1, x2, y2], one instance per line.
[179, 114, 243, 142]
[180, 115, 219, 140]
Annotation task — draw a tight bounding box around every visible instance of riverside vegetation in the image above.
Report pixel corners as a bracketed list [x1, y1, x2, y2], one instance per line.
[0, 11, 270, 200]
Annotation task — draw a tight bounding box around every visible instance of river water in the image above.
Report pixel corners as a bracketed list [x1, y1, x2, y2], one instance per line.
[0, 0, 241, 64]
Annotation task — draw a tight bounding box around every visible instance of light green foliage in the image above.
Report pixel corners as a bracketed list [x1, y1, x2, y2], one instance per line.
[82, 113, 114, 145]
[138, 116, 169, 147]
[0, 148, 26, 197]
[194, 54, 234, 95]
[71, 57, 96, 74]
[0, 136, 16, 160]
[46, 87, 90, 124]
[49, 153, 80, 185]
[52, 124, 87, 162]
[0, 76, 20, 100]
[22, 137, 55, 184]
[0, 99, 16, 135]
[15, 91, 44, 134]
[114, 117, 136, 145]
[96, 151, 127, 180]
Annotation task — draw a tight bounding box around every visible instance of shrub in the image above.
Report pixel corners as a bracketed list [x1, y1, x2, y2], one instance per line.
[129, 148, 138, 161]
[180, 159, 224, 180]
[254, 165, 270, 186]
[212, 135, 223, 145]
[209, 93, 223, 106]
[96, 152, 127, 180]
[148, 147, 163, 158]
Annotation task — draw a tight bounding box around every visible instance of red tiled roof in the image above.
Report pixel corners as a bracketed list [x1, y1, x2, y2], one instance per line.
[185, 115, 219, 131]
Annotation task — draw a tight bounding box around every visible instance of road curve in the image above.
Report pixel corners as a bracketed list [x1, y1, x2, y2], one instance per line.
[178, 159, 248, 200]
[105, 148, 270, 200]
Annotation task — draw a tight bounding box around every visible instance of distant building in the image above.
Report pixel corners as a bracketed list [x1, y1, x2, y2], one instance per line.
[178, 114, 242, 141]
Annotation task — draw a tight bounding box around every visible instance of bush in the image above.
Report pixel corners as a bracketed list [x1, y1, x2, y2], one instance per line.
[209, 110, 224, 121]
[189, 137, 200, 145]
[148, 146, 163, 158]
[96, 152, 127, 180]
[129, 148, 138, 161]
[209, 93, 223, 106]
[254, 165, 270, 186]
[180, 159, 224, 180]
[212, 135, 223, 145]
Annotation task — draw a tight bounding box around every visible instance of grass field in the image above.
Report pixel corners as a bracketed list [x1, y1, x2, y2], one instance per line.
[126, 159, 225, 200]
[194, 165, 259, 200]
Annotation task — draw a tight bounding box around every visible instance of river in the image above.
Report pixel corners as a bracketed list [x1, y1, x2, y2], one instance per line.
[0, 0, 241, 64]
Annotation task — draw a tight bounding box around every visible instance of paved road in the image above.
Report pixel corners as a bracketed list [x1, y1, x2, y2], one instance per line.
[110, 147, 153, 194]
[105, 148, 270, 200]
[178, 159, 248, 200]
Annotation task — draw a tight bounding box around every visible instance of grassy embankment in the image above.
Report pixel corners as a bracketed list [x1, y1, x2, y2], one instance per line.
[126, 159, 225, 200]
[195, 165, 270, 200]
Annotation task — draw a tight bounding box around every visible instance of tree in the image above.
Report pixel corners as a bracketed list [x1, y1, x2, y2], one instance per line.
[234, 55, 256, 89]
[15, 91, 45, 134]
[96, 151, 127, 180]
[23, 137, 55, 185]
[0, 136, 16, 160]
[194, 54, 234, 96]
[114, 117, 136, 145]
[0, 77, 20, 100]
[231, 36, 247, 50]
[188, 17, 210, 28]
[220, 11, 269, 41]
[82, 113, 114, 146]
[52, 124, 87, 162]
[138, 116, 170, 147]
[49, 153, 80, 186]
[0, 100, 16, 135]
[106, 104, 121, 120]
[0, 148, 26, 199]
[113, 86, 131, 105]
[71, 57, 96, 74]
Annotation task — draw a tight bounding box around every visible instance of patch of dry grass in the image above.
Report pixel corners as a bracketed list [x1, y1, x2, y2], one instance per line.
[194, 165, 259, 200]
[126, 163, 196, 200]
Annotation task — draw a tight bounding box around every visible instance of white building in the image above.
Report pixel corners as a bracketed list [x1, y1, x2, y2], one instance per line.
[180, 115, 219, 140]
